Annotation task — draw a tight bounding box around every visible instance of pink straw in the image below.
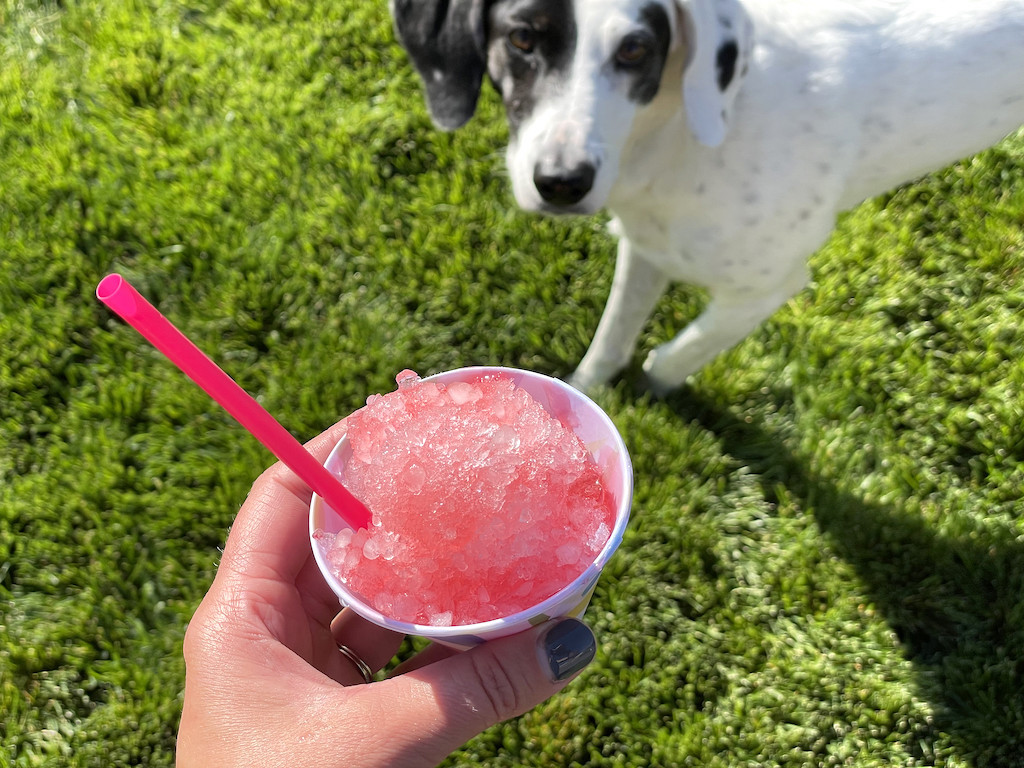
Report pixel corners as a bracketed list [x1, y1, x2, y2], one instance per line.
[96, 273, 372, 531]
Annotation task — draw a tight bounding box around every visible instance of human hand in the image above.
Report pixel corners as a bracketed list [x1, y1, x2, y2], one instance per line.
[177, 419, 597, 768]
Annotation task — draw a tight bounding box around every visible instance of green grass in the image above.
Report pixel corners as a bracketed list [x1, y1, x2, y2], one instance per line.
[2, 1, 1023, 765]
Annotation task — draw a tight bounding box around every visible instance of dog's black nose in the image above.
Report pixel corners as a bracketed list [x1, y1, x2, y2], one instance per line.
[534, 162, 596, 207]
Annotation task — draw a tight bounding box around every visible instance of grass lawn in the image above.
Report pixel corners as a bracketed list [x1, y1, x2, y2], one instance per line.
[2, 1, 1023, 765]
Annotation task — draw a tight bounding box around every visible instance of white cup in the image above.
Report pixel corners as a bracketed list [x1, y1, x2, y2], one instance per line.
[309, 366, 632, 650]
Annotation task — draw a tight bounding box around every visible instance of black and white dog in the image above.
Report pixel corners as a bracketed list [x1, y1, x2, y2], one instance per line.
[391, 0, 1024, 394]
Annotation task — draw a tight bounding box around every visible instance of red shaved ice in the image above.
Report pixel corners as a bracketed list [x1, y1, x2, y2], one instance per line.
[316, 370, 616, 626]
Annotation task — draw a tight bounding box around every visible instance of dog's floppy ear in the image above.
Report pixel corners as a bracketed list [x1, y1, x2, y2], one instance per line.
[390, 0, 489, 130]
[676, 0, 753, 147]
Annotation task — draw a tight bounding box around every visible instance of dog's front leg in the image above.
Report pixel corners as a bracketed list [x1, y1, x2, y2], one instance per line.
[642, 264, 810, 395]
[568, 237, 670, 392]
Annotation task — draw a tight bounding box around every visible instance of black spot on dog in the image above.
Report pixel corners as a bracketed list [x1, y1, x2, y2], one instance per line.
[716, 39, 739, 91]
[626, 3, 673, 104]
[487, 0, 576, 134]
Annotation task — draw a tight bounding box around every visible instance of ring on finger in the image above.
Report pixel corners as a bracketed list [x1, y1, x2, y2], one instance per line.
[337, 643, 374, 684]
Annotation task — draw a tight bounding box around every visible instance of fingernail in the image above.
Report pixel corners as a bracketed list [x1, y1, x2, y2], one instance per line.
[540, 618, 596, 682]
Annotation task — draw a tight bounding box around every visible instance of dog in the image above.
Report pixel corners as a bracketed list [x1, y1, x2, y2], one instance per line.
[390, 0, 1024, 394]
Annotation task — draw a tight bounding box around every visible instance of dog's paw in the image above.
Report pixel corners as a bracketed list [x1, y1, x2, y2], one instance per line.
[638, 370, 677, 399]
[565, 369, 598, 394]
[565, 362, 615, 394]
[641, 353, 689, 399]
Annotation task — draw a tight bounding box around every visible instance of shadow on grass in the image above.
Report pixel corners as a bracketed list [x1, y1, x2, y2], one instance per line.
[662, 385, 1024, 767]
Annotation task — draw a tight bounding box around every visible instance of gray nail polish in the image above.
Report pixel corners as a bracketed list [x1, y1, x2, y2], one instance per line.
[542, 618, 596, 681]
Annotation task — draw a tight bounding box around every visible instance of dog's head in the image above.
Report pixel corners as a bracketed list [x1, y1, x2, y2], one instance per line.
[391, 0, 754, 213]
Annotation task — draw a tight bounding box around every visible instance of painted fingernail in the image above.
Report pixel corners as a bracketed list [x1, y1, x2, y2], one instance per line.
[541, 618, 596, 682]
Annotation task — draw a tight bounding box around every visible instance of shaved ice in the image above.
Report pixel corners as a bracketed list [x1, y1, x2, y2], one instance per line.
[315, 369, 616, 626]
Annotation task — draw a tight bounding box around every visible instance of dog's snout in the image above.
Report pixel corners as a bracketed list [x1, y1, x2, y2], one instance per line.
[533, 160, 597, 207]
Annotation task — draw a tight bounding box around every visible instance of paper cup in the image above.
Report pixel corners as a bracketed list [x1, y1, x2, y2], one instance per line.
[309, 366, 632, 650]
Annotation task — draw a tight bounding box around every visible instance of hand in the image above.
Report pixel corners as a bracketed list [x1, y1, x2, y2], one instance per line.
[177, 419, 597, 768]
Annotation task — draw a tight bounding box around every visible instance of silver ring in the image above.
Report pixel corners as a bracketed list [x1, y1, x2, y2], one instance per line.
[337, 644, 374, 684]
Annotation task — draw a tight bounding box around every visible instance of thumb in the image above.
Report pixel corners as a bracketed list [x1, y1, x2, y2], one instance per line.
[381, 618, 596, 764]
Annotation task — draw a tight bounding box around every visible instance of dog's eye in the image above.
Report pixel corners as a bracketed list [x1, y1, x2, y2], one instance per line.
[615, 37, 650, 67]
[508, 27, 536, 53]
